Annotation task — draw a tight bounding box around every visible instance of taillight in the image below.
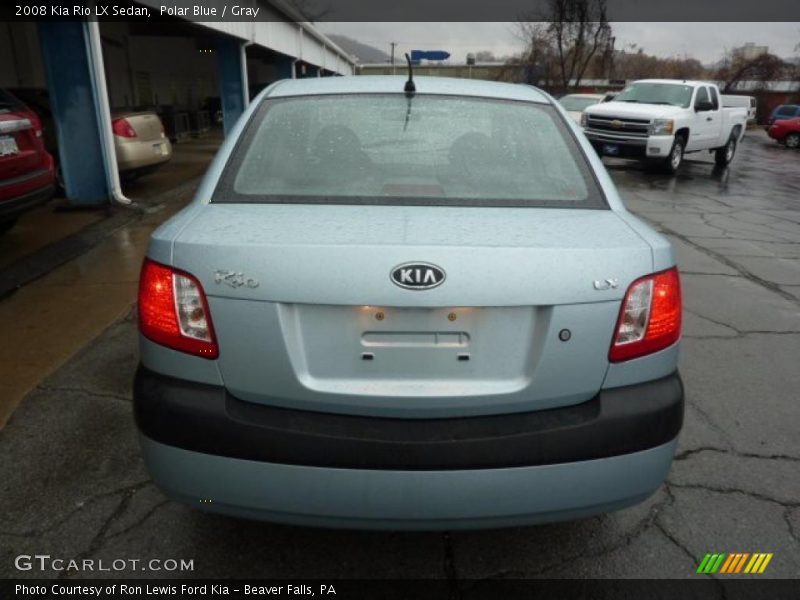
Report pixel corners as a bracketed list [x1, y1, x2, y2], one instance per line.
[25, 111, 43, 137]
[112, 117, 137, 138]
[609, 267, 681, 362]
[138, 258, 218, 359]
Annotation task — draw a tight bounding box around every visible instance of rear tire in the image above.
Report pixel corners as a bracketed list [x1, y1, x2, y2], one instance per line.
[786, 133, 800, 149]
[714, 135, 737, 167]
[662, 136, 685, 174]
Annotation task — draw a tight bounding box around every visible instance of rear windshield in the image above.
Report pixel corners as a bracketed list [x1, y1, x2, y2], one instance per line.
[213, 94, 605, 208]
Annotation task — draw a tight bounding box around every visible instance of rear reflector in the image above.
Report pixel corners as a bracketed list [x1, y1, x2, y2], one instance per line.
[112, 117, 137, 138]
[609, 267, 681, 362]
[138, 258, 218, 359]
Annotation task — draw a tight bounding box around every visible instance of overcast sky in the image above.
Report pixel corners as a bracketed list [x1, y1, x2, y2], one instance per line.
[317, 22, 800, 64]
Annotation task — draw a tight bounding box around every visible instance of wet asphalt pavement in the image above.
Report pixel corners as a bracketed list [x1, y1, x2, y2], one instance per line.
[1, 129, 799, 582]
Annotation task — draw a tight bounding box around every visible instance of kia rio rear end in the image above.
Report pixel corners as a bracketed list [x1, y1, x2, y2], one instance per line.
[134, 76, 683, 530]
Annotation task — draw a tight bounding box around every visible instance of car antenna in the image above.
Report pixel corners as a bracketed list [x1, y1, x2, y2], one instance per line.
[402, 53, 416, 131]
[404, 53, 416, 95]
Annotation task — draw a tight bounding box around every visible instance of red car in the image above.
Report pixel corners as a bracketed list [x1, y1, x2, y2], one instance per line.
[768, 117, 800, 149]
[0, 89, 56, 233]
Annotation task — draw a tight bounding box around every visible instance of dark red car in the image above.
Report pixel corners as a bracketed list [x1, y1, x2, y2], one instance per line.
[768, 117, 800, 150]
[0, 89, 56, 233]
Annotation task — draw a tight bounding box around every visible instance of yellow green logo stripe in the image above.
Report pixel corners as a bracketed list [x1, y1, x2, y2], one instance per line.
[698, 552, 773, 574]
[697, 553, 726, 574]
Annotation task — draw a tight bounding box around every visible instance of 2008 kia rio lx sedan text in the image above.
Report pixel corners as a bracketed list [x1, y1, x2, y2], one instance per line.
[134, 75, 684, 530]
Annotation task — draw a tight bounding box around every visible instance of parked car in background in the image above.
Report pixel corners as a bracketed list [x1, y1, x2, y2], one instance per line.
[721, 94, 757, 123]
[582, 79, 748, 173]
[112, 111, 172, 179]
[602, 91, 619, 102]
[8, 88, 172, 184]
[5, 88, 59, 185]
[0, 89, 55, 234]
[766, 104, 800, 128]
[558, 93, 606, 124]
[767, 117, 800, 149]
[135, 76, 684, 530]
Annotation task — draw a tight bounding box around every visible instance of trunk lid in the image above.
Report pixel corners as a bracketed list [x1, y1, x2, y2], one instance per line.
[172, 204, 654, 417]
[116, 112, 163, 142]
[175, 204, 650, 306]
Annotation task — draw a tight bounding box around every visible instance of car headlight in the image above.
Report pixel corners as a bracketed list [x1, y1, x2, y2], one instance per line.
[649, 119, 674, 135]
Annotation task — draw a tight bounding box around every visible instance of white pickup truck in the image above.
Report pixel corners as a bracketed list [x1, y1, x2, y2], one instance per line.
[581, 79, 748, 173]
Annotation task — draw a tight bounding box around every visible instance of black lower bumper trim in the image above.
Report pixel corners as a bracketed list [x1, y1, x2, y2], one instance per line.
[588, 141, 650, 159]
[134, 366, 683, 470]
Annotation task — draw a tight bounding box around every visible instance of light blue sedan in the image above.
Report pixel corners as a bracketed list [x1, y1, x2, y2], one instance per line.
[134, 75, 684, 530]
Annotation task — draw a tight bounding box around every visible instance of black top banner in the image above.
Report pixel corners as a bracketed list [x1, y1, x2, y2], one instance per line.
[3, 0, 800, 22]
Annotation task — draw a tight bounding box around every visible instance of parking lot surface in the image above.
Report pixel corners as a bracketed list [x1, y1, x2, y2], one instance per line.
[0, 134, 221, 426]
[1, 130, 798, 581]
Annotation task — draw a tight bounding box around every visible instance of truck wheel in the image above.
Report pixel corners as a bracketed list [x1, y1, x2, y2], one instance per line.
[663, 136, 685, 174]
[714, 135, 737, 166]
[786, 133, 800, 149]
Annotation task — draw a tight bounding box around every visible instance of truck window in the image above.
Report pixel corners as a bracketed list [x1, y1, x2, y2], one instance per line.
[694, 87, 710, 109]
[709, 87, 719, 110]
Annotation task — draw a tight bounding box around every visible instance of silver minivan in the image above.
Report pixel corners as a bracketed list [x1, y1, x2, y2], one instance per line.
[135, 76, 684, 530]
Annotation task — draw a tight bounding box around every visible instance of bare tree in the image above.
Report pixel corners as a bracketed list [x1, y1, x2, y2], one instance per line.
[473, 50, 498, 62]
[515, 21, 560, 88]
[519, 0, 612, 93]
[715, 51, 787, 93]
[665, 57, 705, 80]
[605, 48, 706, 81]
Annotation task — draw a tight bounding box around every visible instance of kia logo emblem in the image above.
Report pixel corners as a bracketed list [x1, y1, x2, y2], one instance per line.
[390, 262, 446, 290]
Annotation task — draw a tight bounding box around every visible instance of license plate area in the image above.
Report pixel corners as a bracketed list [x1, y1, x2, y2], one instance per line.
[0, 135, 19, 157]
[602, 143, 619, 156]
[279, 304, 540, 393]
[362, 331, 470, 348]
[153, 142, 168, 156]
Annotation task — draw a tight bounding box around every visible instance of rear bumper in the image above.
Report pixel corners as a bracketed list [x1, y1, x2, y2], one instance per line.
[0, 181, 55, 222]
[140, 435, 677, 530]
[767, 128, 790, 141]
[134, 366, 684, 470]
[115, 138, 172, 172]
[134, 367, 682, 528]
